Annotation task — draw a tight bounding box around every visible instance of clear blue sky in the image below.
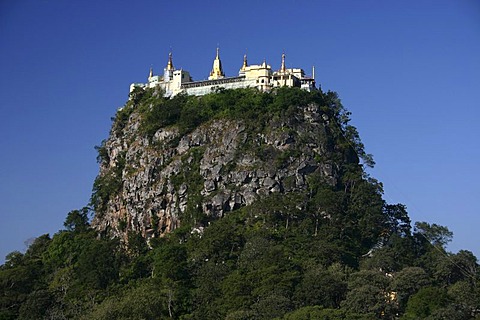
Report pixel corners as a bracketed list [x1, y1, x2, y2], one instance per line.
[1, 0, 479, 263]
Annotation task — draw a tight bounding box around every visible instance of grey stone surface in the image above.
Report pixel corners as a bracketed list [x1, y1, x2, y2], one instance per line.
[91, 103, 338, 242]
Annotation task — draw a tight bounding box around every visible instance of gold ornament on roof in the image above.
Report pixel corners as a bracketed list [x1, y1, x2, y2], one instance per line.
[209, 47, 225, 80]
[166, 51, 174, 71]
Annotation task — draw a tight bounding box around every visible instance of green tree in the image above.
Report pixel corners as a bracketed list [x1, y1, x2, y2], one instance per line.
[414, 221, 453, 249]
[282, 306, 373, 320]
[151, 242, 192, 318]
[0, 252, 31, 319]
[384, 204, 411, 237]
[64, 207, 90, 232]
[190, 260, 229, 319]
[391, 267, 430, 311]
[17, 289, 53, 320]
[448, 280, 480, 319]
[402, 287, 449, 319]
[82, 281, 168, 320]
[342, 285, 387, 317]
[435, 250, 478, 285]
[342, 270, 393, 318]
[294, 266, 347, 309]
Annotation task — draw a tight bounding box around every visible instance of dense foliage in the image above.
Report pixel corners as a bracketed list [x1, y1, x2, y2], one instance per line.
[2, 88, 479, 319]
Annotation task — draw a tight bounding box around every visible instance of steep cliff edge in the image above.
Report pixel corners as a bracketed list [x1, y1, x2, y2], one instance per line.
[91, 87, 368, 241]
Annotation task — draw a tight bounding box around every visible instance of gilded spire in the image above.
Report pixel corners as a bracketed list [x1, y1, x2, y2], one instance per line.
[166, 51, 174, 71]
[241, 53, 248, 70]
[149, 66, 153, 79]
[208, 47, 225, 80]
[281, 52, 286, 73]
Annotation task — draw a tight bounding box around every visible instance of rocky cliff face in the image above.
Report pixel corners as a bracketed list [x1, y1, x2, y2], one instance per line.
[91, 89, 347, 241]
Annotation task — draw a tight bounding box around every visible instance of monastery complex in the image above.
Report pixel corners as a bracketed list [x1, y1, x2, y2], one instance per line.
[130, 49, 316, 97]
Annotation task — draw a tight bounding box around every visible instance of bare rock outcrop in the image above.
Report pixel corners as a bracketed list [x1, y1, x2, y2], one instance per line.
[91, 102, 339, 241]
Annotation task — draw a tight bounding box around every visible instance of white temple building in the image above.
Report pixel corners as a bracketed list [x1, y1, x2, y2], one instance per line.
[130, 49, 316, 97]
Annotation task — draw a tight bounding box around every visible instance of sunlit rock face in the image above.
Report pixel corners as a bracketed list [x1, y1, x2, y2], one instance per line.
[92, 101, 339, 242]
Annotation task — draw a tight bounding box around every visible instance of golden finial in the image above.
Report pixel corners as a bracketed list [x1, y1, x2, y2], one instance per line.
[166, 51, 174, 70]
[149, 66, 153, 78]
[241, 52, 248, 70]
[208, 46, 225, 80]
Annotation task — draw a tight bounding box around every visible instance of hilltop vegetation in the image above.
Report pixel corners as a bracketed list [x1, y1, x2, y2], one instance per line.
[1, 88, 479, 319]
